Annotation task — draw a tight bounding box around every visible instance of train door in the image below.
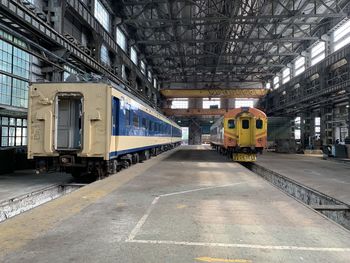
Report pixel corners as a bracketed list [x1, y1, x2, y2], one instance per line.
[239, 117, 253, 146]
[112, 97, 119, 136]
[55, 94, 83, 150]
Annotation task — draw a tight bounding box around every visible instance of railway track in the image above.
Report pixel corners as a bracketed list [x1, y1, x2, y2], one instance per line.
[0, 183, 86, 222]
[245, 163, 350, 231]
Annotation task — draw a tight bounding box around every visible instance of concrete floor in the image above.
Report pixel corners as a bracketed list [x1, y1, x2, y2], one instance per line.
[256, 152, 350, 205]
[0, 146, 349, 263]
[0, 170, 72, 203]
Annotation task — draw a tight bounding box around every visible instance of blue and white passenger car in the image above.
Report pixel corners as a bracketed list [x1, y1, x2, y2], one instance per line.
[28, 82, 182, 178]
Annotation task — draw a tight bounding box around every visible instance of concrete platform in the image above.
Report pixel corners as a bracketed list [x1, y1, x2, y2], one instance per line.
[0, 146, 349, 263]
[0, 170, 72, 203]
[256, 152, 350, 205]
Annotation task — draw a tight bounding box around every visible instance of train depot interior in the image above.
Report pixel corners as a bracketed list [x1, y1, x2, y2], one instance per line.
[1, 0, 350, 262]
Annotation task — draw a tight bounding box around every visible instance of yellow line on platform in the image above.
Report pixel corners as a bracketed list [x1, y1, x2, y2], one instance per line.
[195, 256, 252, 262]
[0, 149, 175, 259]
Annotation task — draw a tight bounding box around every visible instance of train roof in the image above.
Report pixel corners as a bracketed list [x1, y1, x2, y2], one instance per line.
[224, 107, 267, 118]
[31, 81, 181, 130]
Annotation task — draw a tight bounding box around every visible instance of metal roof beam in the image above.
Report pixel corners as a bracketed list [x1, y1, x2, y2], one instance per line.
[137, 37, 319, 45]
[146, 52, 299, 59]
[125, 13, 346, 24]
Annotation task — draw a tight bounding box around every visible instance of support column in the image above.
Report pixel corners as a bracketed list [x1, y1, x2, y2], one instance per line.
[188, 98, 202, 145]
[300, 110, 311, 149]
[113, 55, 123, 79]
[348, 96, 350, 138]
[48, 0, 66, 34]
[188, 118, 202, 145]
[220, 98, 228, 110]
[320, 103, 334, 145]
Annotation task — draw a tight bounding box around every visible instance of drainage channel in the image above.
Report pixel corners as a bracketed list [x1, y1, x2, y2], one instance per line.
[246, 163, 350, 231]
[0, 183, 86, 223]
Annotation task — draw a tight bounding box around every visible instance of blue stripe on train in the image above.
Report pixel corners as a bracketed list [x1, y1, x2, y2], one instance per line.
[112, 97, 182, 138]
[109, 142, 179, 159]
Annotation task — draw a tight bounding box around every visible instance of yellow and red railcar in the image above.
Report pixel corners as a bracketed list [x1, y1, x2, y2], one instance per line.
[210, 107, 267, 162]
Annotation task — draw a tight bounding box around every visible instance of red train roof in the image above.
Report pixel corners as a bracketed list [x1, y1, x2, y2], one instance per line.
[224, 107, 267, 118]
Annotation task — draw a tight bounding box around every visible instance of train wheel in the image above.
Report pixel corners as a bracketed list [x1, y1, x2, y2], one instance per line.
[121, 160, 130, 169]
[145, 150, 150, 160]
[112, 159, 118, 174]
[132, 153, 140, 164]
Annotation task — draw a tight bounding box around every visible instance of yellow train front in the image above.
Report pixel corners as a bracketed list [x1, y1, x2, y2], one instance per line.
[210, 107, 267, 162]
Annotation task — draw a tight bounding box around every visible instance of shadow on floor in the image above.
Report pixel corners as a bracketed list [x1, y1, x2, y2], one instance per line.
[164, 148, 230, 163]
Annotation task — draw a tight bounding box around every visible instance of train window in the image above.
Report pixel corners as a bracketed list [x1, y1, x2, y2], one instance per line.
[142, 118, 147, 129]
[125, 109, 130, 126]
[133, 113, 139, 127]
[256, 119, 263, 129]
[242, 120, 249, 129]
[228, 119, 235, 129]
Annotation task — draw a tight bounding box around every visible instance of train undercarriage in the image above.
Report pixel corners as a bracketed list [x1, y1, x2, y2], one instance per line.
[35, 142, 181, 181]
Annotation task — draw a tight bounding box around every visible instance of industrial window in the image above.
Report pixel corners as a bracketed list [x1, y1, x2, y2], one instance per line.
[311, 42, 325, 66]
[100, 44, 111, 66]
[133, 113, 139, 127]
[125, 109, 130, 126]
[228, 119, 235, 129]
[294, 57, 305, 76]
[0, 116, 27, 147]
[116, 27, 127, 52]
[294, 117, 301, 140]
[235, 99, 254, 108]
[171, 98, 188, 109]
[282, 68, 290, 84]
[94, 0, 110, 32]
[256, 119, 263, 129]
[242, 120, 249, 129]
[203, 98, 220, 109]
[13, 46, 30, 79]
[273, 76, 280, 89]
[147, 71, 152, 82]
[333, 20, 350, 51]
[140, 60, 146, 75]
[315, 117, 321, 136]
[12, 78, 28, 108]
[0, 38, 30, 108]
[130, 47, 137, 65]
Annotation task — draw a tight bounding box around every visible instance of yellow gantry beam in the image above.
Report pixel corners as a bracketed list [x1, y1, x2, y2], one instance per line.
[162, 108, 227, 116]
[160, 88, 267, 98]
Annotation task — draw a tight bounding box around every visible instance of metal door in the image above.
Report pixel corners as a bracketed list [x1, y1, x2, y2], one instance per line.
[56, 96, 82, 150]
[239, 117, 252, 146]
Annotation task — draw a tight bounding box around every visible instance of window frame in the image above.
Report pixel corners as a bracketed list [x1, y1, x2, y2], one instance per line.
[228, 119, 235, 129]
[132, 112, 139, 127]
[256, 119, 263, 129]
[242, 119, 250, 129]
